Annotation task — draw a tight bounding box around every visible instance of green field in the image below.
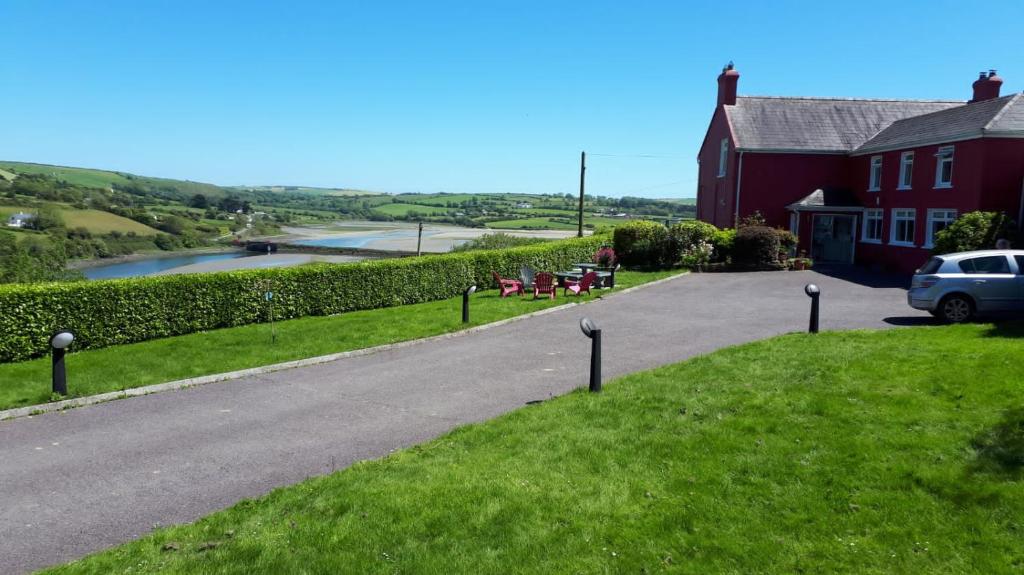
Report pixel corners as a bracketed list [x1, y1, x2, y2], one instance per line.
[45, 323, 1024, 574]
[0, 161, 228, 200]
[0, 270, 679, 411]
[373, 202, 451, 217]
[61, 208, 162, 235]
[486, 216, 633, 230]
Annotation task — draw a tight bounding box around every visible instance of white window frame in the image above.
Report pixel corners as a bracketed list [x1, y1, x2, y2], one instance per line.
[868, 156, 882, 191]
[861, 208, 883, 244]
[890, 208, 917, 246]
[717, 138, 728, 178]
[934, 146, 954, 188]
[897, 151, 914, 190]
[925, 209, 957, 248]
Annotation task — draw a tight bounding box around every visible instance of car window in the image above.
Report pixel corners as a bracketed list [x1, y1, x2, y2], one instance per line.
[958, 256, 1011, 274]
[918, 258, 943, 274]
[1016, 256, 1024, 274]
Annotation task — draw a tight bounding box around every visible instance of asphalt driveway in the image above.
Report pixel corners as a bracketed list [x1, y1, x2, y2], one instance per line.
[0, 269, 925, 573]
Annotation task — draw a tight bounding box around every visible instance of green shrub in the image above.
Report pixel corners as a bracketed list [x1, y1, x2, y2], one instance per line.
[667, 221, 718, 264]
[933, 211, 1013, 255]
[0, 236, 605, 363]
[450, 233, 548, 252]
[710, 228, 736, 262]
[733, 226, 781, 267]
[612, 220, 669, 267]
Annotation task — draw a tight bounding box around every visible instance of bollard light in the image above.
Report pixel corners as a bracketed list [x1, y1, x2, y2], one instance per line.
[804, 283, 820, 334]
[49, 330, 75, 396]
[462, 285, 477, 324]
[580, 317, 602, 392]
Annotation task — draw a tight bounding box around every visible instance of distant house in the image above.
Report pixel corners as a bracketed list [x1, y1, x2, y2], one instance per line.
[515, 202, 533, 209]
[6, 212, 34, 228]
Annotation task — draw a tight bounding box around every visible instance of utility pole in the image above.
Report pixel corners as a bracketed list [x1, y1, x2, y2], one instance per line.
[578, 150, 586, 238]
[416, 221, 423, 256]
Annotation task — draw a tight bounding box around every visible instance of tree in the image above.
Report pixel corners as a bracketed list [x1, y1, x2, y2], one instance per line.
[933, 211, 1013, 254]
[30, 205, 66, 231]
[189, 194, 209, 209]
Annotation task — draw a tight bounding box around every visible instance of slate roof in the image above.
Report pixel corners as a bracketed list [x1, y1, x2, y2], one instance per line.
[786, 188, 862, 210]
[855, 93, 1024, 154]
[725, 96, 964, 153]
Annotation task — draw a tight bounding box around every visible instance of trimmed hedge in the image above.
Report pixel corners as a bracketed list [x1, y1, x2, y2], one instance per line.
[0, 236, 605, 363]
[613, 220, 669, 267]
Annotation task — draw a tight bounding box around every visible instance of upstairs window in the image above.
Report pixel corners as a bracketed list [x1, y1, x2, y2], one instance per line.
[890, 208, 916, 246]
[935, 146, 954, 188]
[717, 138, 729, 178]
[868, 156, 882, 191]
[862, 209, 883, 243]
[898, 151, 914, 189]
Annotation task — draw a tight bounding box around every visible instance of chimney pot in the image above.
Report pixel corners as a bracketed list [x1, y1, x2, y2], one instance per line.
[971, 69, 1003, 102]
[717, 63, 739, 107]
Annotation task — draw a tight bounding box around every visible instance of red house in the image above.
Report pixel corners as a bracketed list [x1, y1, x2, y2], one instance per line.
[696, 64, 1024, 272]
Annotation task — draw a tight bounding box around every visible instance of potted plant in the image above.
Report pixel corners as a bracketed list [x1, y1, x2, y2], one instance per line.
[792, 250, 809, 270]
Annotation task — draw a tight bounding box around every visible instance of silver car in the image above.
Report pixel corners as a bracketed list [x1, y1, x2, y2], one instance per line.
[909, 250, 1024, 322]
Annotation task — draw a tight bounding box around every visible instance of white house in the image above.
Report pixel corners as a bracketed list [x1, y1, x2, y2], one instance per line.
[6, 212, 34, 228]
[514, 202, 533, 209]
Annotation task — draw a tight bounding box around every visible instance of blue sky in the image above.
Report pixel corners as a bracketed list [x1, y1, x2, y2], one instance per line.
[2, 1, 1021, 198]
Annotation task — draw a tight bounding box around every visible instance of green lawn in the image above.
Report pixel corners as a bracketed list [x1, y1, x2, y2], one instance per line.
[46, 323, 1024, 574]
[0, 270, 680, 411]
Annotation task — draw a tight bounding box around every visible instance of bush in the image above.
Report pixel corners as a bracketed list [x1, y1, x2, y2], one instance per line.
[667, 221, 718, 264]
[710, 228, 736, 262]
[0, 236, 606, 362]
[933, 211, 1013, 255]
[612, 220, 669, 267]
[733, 226, 782, 267]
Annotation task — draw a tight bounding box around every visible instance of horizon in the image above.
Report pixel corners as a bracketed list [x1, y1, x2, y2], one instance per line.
[2, 1, 1021, 198]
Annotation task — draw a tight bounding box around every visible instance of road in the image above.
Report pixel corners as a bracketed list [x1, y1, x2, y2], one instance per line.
[0, 269, 924, 573]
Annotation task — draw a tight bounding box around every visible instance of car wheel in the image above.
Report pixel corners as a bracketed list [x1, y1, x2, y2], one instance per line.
[938, 294, 974, 323]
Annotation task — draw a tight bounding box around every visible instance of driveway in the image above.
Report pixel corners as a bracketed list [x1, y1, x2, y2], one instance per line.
[0, 269, 923, 573]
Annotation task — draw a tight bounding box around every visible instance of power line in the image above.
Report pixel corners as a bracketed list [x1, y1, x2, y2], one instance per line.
[587, 152, 688, 160]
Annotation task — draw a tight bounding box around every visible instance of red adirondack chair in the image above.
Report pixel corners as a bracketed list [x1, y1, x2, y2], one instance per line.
[533, 272, 557, 299]
[491, 271, 524, 297]
[564, 271, 598, 297]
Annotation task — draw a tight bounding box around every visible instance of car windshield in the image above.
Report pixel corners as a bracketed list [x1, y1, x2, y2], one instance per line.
[917, 257, 943, 274]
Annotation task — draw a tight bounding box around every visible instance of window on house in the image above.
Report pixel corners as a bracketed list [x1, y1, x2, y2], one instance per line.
[868, 156, 882, 191]
[890, 209, 916, 245]
[717, 138, 728, 178]
[935, 146, 954, 187]
[898, 152, 914, 189]
[862, 209, 883, 243]
[925, 209, 957, 248]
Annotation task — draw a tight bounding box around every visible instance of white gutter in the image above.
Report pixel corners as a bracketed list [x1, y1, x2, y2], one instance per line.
[734, 151, 745, 225]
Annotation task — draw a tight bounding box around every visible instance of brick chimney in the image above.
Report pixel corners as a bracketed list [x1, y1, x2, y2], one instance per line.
[717, 62, 739, 107]
[971, 69, 1003, 102]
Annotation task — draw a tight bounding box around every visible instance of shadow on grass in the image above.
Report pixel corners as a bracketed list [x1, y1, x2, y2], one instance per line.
[883, 316, 937, 326]
[981, 320, 1024, 338]
[969, 407, 1024, 480]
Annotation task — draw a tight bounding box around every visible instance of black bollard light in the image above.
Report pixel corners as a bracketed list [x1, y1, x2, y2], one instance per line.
[580, 317, 602, 392]
[49, 330, 75, 396]
[804, 283, 820, 334]
[462, 285, 476, 323]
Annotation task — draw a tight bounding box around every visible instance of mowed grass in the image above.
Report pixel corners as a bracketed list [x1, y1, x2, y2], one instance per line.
[46, 323, 1024, 574]
[59, 207, 161, 235]
[0, 204, 160, 235]
[0, 270, 680, 411]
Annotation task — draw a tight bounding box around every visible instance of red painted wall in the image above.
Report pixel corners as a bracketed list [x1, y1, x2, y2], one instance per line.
[696, 107, 736, 228]
[738, 153, 851, 228]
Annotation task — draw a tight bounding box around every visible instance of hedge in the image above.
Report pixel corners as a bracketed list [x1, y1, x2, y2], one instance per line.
[0, 236, 605, 363]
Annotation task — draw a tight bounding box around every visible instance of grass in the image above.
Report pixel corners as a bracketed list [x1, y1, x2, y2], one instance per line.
[0, 270, 680, 411]
[59, 207, 161, 235]
[372, 202, 451, 217]
[45, 323, 1024, 574]
[486, 216, 631, 230]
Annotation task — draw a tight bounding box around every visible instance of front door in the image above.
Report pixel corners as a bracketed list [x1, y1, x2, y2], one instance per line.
[811, 214, 855, 264]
